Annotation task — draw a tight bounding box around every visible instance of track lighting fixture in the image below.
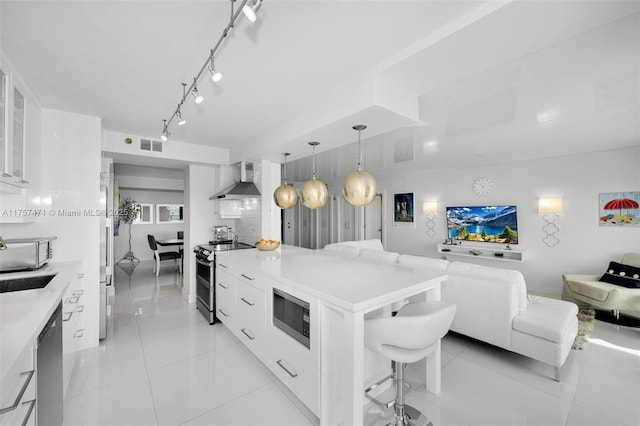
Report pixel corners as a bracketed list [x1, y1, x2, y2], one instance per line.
[176, 109, 186, 126]
[208, 56, 222, 82]
[192, 79, 204, 104]
[242, 0, 263, 23]
[160, 0, 264, 141]
[160, 119, 170, 142]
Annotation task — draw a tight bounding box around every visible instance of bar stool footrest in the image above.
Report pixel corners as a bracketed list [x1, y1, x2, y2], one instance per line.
[364, 373, 411, 410]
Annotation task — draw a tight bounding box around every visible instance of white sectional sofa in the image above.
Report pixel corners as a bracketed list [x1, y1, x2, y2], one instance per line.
[323, 240, 579, 380]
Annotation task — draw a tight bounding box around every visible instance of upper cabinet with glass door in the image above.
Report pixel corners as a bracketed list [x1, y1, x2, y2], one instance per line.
[0, 68, 28, 188]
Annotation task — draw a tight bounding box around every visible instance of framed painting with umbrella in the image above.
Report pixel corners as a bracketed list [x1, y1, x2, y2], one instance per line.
[599, 192, 640, 227]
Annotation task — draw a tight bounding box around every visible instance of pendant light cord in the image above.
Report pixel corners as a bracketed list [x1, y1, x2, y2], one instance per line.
[312, 144, 317, 178]
[357, 129, 362, 170]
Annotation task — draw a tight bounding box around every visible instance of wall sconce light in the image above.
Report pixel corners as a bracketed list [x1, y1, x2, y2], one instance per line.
[538, 197, 563, 247]
[423, 201, 438, 238]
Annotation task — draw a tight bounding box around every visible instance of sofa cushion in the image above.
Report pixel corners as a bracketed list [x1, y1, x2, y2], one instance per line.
[600, 261, 640, 288]
[565, 278, 612, 301]
[335, 239, 384, 251]
[359, 248, 399, 264]
[397, 254, 449, 272]
[620, 252, 640, 268]
[323, 244, 360, 257]
[512, 295, 578, 343]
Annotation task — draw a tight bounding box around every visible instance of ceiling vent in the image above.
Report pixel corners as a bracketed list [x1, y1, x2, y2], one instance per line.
[140, 138, 163, 153]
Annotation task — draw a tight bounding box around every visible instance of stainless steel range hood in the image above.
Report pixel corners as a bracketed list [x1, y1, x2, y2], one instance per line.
[209, 162, 261, 200]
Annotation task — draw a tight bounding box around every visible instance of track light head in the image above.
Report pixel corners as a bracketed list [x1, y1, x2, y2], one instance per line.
[192, 87, 204, 104]
[243, 0, 262, 23]
[161, 119, 171, 141]
[176, 109, 186, 126]
[208, 65, 222, 82]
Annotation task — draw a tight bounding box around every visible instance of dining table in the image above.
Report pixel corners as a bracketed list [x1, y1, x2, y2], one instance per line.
[155, 238, 183, 247]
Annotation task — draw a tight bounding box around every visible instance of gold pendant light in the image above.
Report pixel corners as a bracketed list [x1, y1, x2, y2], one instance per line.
[343, 124, 377, 206]
[273, 153, 298, 209]
[300, 141, 328, 209]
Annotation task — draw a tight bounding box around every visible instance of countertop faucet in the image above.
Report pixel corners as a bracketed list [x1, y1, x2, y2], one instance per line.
[0, 235, 7, 250]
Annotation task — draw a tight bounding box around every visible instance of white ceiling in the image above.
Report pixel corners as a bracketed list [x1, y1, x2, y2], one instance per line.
[1, 0, 639, 170]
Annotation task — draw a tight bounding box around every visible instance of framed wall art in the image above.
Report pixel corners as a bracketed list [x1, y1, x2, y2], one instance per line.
[599, 191, 640, 227]
[393, 192, 415, 227]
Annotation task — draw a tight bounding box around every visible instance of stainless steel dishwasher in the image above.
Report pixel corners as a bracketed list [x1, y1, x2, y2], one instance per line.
[37, 302, 63, 426]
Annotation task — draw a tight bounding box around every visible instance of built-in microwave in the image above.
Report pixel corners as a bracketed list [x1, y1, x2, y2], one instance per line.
[273, 288, 310, 349]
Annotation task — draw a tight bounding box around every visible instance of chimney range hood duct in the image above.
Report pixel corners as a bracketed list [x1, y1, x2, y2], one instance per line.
[210, 162, 261, 199]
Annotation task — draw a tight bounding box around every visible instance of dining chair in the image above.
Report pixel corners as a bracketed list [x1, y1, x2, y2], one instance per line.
[147, 234, 182, 276]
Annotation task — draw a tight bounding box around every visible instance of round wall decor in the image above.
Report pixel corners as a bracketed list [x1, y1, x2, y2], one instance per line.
[473, 177, 494, 196]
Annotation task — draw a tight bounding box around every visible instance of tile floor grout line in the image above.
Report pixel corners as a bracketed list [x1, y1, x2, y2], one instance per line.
[176, 381, 284, 426]
[132, 275, 162, 426]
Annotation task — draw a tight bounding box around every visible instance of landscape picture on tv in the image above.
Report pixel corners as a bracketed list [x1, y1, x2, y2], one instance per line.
[446, 205, 518, 244]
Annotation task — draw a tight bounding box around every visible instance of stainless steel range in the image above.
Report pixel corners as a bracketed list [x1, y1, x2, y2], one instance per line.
[194, 241, 255, 324]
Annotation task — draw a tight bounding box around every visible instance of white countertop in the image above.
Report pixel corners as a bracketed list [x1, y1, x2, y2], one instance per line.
[217, 245, 447, 313]
[0, 260, 81, 382]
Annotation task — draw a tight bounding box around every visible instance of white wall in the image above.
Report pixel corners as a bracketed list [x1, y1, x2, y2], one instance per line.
[114, 189, 184, 262]
[379, 146, 640, 297]
[184, 164, 219, 303]
[103, 130, 229, 166]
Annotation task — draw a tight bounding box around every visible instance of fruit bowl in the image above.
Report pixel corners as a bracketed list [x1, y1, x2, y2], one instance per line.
[256, 240, 280, 251]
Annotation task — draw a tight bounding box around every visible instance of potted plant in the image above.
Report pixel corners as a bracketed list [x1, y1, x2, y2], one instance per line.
[117, 197, 140, 265]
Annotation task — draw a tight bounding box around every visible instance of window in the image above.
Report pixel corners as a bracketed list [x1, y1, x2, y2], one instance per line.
[156, 204, 184, 223]
[133, 203, 154, 224]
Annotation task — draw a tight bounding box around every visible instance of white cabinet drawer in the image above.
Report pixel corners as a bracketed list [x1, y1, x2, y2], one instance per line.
[236, 269, 264, 291]
[215, 269, 236, 325]
[0, 344, 36, 426]
[265, 333, 319, 416]
[235, 282, 266, 355]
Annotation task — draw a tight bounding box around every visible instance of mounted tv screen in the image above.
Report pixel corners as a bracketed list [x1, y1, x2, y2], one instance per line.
[446, 205, 518, 245]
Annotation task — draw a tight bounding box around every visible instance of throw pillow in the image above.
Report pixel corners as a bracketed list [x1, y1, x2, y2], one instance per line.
[600, 261, 640, 288]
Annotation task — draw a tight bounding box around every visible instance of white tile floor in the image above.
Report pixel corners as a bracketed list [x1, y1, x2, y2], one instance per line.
[63, 261, 640, 426]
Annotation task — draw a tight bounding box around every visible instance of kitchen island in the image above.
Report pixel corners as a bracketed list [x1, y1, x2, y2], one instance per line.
[215, 245, 446, 425]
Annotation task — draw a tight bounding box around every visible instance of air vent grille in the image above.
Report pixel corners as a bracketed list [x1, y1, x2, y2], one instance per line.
[140, 138, 163, 153]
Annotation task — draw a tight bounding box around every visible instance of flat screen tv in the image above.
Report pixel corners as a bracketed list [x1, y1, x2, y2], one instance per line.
[446, 205, 518, 245]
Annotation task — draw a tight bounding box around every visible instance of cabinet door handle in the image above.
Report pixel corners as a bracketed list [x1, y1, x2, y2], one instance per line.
[73, 329, 85, 338]
[241, 274, 254, 281]
[276, 360, 298, 378]
[0, 370, 35, 414]
[21, 398, 36, 426]
[241, 328, 255, 340]
[62, 311, 73, 322]
[218, 263, 227, 269]
[72, 289, 84, 296]
[217, 308, 229, 317]
[75, 305, 84, 313]
[77, 273, 84, 278]
[217, 282, 228, 289]
[240, 297, 254, 306]
[66, 296, 79, 304]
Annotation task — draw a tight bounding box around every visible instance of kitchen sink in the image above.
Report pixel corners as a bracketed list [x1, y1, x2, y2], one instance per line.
[0, 274, 58, 293]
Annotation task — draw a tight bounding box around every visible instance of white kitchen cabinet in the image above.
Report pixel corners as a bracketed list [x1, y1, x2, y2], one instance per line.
[0, 68, 27, 187]
[0, 342, 36, 426]
[235, 272, 267, 357]
[62, 273, 86, 397]
[215, 267, 236, 328]
[214, 255, 320, 417]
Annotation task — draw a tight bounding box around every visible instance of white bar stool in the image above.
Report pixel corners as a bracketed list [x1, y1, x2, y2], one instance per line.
[364, 300, 456, 426]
